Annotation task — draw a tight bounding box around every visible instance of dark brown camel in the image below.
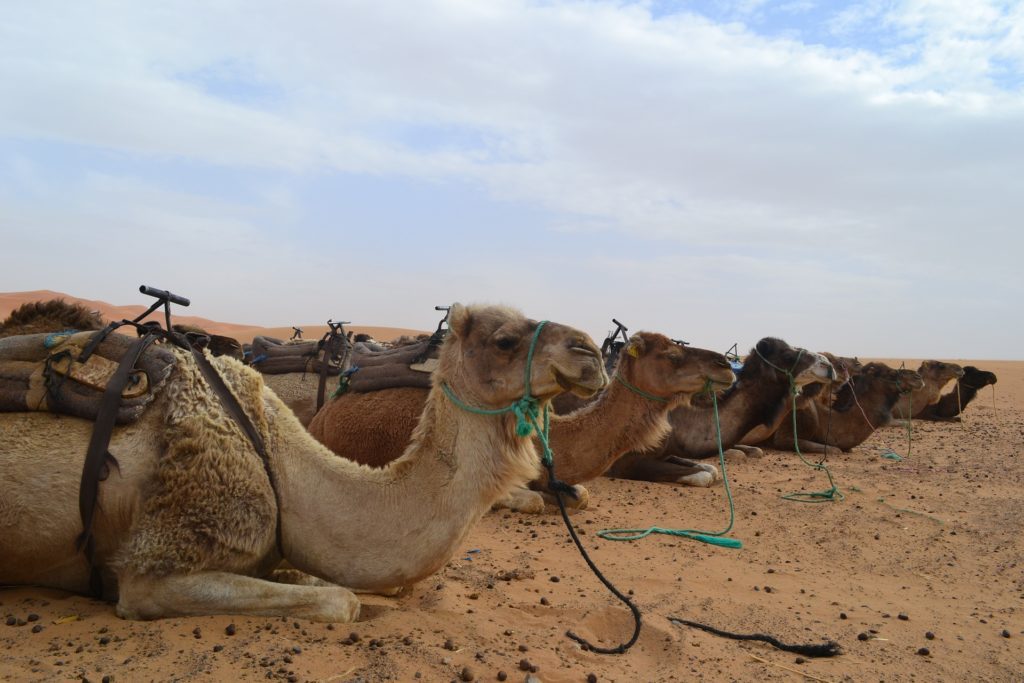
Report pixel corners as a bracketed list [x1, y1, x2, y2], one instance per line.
[0, 299, 105, 339]
[606, 337, 835, 484]
[919, 366, 998, 421]
[768, 362, 925, 454]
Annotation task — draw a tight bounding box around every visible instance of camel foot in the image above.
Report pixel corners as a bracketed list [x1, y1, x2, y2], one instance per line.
[540, 484, 589, 510]
[732, 444, 764, 458]
[676, 469, 715, 487]
[116, 571, 361, 623]
[493, 487, 546, 514]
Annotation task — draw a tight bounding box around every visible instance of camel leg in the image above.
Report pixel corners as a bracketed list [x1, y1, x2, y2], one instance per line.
[269, 568, 404, 596]
[732, 444, 764, 458]
[611, 458, 715, 487]
[116, 571, 360, 623]
[493, 486, 546, 514]
[537, 484, 590, 510]
[792, 439, 841, 456]
[666, 456, 719, 483]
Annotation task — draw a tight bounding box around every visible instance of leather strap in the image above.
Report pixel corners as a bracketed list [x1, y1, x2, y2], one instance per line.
[75, 331, 156, 597]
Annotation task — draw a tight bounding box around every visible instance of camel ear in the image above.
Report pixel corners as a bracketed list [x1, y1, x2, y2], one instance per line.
[625, 335, 645, 358]
[448, 303, 471, 339]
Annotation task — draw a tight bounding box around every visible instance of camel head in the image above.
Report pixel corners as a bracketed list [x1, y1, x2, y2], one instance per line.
[821, 352, 861, 386]
[917, 360, 964, 385]
[861, 362, 925, 397]
[441, 303, 606, 407]
[961, 366, 997, 389]
[746, 337, 834, 389]
[0, 299, 105, 339]
[617, 333, 734, 405]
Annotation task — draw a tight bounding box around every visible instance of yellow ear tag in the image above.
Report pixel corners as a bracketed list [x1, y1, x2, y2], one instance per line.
[627, 345, 639, 358]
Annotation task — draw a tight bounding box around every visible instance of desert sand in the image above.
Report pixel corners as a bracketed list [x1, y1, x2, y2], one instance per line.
[1, 293, 1021, 682]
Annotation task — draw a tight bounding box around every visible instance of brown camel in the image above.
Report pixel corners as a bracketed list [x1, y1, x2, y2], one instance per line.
[0, 299, 105, 338]
[768, 362, 925, 454]
[919, 366, 998, 421]
[0, 304, 605, 621]
[605, 337, 835, 483]
[889, 360, 964, 421]
[308, 333, 737, 508]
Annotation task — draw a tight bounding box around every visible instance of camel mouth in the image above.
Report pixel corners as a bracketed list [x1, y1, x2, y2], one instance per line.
[551, 366, 604, 398]
[704, 369, 737, 388]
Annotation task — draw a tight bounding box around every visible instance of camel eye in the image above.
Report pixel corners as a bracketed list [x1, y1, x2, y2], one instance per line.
[495, 337, 517, 351]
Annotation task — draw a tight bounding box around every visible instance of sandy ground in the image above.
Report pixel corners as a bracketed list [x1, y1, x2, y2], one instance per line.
[2, 358, 1022, 683]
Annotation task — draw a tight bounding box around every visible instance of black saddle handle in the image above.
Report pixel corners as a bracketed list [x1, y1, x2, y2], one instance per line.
[139, 285, 190, 307]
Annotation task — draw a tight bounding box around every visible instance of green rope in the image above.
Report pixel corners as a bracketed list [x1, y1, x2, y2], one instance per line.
[597, 380, 742, 549]
[440, 321, 548, 439]
[780, 376, 844, 503]
[613, 373, 668, 403]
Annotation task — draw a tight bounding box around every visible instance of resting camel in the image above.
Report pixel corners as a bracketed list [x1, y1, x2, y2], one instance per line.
[768, 362, 925, 454]
[0, 299, 104, 338]
[919, 366, 997, 421]
[0, 304, 605, 621]
[605, 338, 835, 482]
[260, 373, 342, 427]
[889, 360, 964, 422]
[308, 333, 737, 510]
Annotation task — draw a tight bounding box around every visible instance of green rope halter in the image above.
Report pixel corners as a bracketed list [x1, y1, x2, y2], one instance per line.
[440, 320, 551, 442]
[597, 378, 741, 549]
[752, 344, 843, 503]
[613, 373, 669, 403]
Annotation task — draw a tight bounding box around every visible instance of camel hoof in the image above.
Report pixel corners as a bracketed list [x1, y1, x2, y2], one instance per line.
[494, 489, 546, 514]
[677, 470, 715, 487]
[695, 463, 720, 481]
[566, 485, 590, 510]
[319, 587, 361, 623]
[736, 445, 764, 458]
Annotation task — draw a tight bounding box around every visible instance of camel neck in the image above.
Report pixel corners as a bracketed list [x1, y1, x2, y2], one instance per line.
[546, 376, 672, 484]
[272, 385, 539, 591]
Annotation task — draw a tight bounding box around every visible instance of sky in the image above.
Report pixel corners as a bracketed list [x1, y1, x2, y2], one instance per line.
[2, 1, 1022, 359]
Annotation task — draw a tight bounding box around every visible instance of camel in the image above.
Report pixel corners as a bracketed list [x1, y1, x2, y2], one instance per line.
[919, 366, 998, 421]
[889, 360, 964, 422]
[768, 362, 925, 454]
[308, 333, 737, 508]
[0, 299, 104, 338]
[605, 338, 835, 483]
[0, 304, 606, 621]
[260, 372, 342, 427]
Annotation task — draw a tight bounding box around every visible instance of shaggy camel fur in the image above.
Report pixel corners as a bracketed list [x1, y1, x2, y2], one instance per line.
[889, 360, 964, 422]
[0, 304, 605, 621]
[919, 366, 997, 421]
[309, 333, 736, 508]
[768, 362, 925, 454]
[0, 299, 104, 338]
[606, 338, 835, 483]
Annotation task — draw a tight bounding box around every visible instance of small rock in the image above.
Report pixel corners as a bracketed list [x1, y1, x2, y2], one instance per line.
[587, 674, 598, 683]
[4, 616, 15, 626]
[31, 624, 43, 634]
[840, 613, 847, 620]
[460, 666, 475, 682]
[857, 632, 870, 641]
[1001, 629, 1011, 638]
[213, 644, 224, 652]
[918, 647, 930, 656]
[898, 613, 909, 621]
[518, 658, 532, 672]
[27, 613, 40, 622]
[517, 644, 528, 652]
[349, 632, 361, 642]
[225, 624, 236, 636]
[497, 671, 508, 681]
[795, 657, 805, 664]
[926, 631, 935, 640]
[99, 636, 111, 645]
[444, 638, 456, 650]
[403, 636, 413, 645]
[539, 597, 549, 606]
[550, 576, 560, 583]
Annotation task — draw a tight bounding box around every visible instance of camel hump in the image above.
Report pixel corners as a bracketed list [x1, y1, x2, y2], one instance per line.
[0, 330, 176, 424]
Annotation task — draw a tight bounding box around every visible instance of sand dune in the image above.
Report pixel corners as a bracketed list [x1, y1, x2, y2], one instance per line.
[0, 290, 427, 343]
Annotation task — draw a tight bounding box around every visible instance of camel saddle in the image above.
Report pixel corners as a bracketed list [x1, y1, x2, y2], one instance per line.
[250, 336, 343, 375]
[0, 330, 175, 424]
[346, 339, 440, 393]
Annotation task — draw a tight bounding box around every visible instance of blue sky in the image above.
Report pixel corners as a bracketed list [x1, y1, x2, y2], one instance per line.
[2, 1, 1022, 358]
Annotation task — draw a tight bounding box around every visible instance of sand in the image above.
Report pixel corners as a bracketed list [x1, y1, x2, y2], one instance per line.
[1, 293, 1021, 681]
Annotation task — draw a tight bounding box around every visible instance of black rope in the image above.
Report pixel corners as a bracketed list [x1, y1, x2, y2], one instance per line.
[668, 617, 841, 657]
[544, 460, 642, 655]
